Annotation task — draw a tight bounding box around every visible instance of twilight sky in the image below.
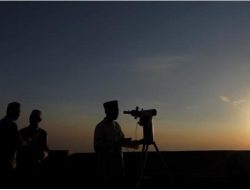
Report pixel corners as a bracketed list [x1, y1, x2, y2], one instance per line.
[1, 2, 250, 153]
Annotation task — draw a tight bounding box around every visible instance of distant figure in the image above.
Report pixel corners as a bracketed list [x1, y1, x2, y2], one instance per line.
[18, 110, 49, 169]
[0, 102, 22, 173]
[94, 100, 139, 179]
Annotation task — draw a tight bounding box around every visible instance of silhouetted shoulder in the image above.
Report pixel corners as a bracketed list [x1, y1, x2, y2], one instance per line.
[96, 119, 105, 127]
[20, 126, 46, 134]
[113, 121, 121, 128]
[19, 126, 28, 133]
[19, 126, 30, 138]
[37, 128, 47, 136]
[19, 126, 47, 142]
[0, 117, 18, 131]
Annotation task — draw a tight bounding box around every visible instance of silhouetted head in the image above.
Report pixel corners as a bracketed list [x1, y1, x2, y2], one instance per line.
[103, 100, 119, 121]
[29, 110, 42, 125]
[6, 102, 21, 121]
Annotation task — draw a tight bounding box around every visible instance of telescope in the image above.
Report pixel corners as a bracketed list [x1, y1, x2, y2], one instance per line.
[124, 107, 168, 188]
[124, 107, 157, 144]
[124, 107, 157, 119]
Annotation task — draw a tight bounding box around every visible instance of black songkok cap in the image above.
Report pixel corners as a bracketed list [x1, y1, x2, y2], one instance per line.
[103, 100, 118, 111]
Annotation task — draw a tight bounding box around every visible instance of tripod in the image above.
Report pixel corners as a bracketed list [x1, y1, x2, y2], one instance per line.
[123, 107, 173, 187]
[136, 140, 171, 188]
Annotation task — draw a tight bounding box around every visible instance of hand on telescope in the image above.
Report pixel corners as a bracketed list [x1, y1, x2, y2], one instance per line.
[125, 140, 140, 149]
[130, 140, 140, 149]
[120, 138, 139, 149]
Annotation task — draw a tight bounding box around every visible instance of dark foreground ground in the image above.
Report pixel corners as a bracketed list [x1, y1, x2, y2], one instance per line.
[3, 150, 250, 188]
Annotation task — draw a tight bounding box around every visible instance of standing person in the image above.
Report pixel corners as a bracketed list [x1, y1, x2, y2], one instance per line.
[0, 102, 22, 175]
[18, 110, 49, 170]
[94, 100, 138, 180]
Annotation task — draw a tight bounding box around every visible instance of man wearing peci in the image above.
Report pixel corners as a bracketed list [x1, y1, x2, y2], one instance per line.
[94, 100, 139, 179]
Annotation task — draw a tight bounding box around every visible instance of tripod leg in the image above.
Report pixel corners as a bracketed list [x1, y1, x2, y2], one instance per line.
[153, 142, 175, 187]
[136, 144, 146, 180]
[136, 145, 149, 188]
[153, 142, 168, 169]
[136, 144, 146, 178]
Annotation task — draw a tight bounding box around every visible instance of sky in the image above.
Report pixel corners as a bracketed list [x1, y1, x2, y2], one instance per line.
[1, 2, 250, 153]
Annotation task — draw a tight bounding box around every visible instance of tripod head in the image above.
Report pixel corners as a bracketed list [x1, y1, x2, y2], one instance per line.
[124, 107, 157, 144]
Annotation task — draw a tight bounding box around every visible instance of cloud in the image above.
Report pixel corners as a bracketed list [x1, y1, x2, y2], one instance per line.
[220, 96, 230, 103]
[219, 95, 247, 107]
[232, 99, 247, 106]
[134, 55, 188, 72]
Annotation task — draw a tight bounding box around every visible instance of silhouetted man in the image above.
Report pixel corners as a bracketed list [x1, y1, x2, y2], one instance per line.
[18, 110, 49, 169]
[94, 100, 138, 179]
[0, 102, 22, 174]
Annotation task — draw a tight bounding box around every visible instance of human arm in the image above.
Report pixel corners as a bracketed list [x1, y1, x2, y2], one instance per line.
[114, 123, 139, 149]
[43, 133, 49, 159]
[121, 138, 140, 149]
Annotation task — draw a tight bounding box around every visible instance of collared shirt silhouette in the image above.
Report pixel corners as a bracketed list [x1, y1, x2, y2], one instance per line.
[18, 110, 48, 166]
[0, 102, 22, 171]
[94, 100, 138, 179]
[94, 118, 124, 154]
